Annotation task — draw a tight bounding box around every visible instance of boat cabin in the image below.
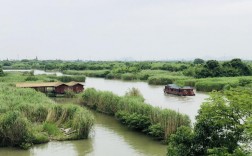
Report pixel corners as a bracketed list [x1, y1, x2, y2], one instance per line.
[164, 84, 195, 96]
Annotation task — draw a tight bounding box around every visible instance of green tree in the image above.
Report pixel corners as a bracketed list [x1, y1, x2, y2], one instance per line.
[167, 126, 194, 156]
[195, 60, 221, 78]
[167, 88, 252, 155]
[193, 58, 205, 64]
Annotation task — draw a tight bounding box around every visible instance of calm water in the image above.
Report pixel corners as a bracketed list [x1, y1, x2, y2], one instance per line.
[0, 111, 166, 156]
[1, 70, 208, 156]
[85, 77, 208, 123]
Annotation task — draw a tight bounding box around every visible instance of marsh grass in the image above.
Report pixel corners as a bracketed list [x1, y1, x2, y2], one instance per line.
[63, 70, 110, 78]
[0, 84, 94, 149]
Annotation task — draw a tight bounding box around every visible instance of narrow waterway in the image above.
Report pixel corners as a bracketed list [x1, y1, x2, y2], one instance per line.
[1, 70, 208, 156]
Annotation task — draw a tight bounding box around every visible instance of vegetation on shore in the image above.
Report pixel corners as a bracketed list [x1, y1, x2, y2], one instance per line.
[81, 88, 190, 142]
[0, 72, 93, 149]
[0, 71, 85, 84]
[0, 84, 94, 149]
[167, 88, 252, 155]
[1, 58, 251, 92]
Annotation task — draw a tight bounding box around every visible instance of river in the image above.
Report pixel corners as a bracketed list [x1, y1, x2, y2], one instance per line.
[1, 70, 208, 156]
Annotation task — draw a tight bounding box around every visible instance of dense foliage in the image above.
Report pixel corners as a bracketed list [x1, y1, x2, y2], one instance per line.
[0, 84, 94, 149]
[195, 59, 252, 78]
[81, 88, 190, 142]
[167, 88, 252, 156]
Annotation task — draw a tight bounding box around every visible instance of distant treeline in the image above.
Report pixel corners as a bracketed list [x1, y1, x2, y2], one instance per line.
[1, 58, 251, 78]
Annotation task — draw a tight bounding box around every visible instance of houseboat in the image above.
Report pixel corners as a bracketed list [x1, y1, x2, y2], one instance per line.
[16, 81, 84, 94]
[164, 84, 195, 96]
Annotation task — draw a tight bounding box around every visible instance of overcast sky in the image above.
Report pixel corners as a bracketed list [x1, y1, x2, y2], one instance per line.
[0, 0, 252, 60]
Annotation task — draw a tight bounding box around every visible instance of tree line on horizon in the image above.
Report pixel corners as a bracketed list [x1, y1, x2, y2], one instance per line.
[0, 58, 251, 78]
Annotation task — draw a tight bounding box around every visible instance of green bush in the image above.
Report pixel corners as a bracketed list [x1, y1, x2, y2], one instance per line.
[115, 111, 151, 132]
[148, 75, 188, 85]
[195, 81, 227, 92]
[239, 78, 252, 86]
[63, 70, 109, 78]
[148, 123, 164, 139]
[0, 111, 33, 149]
[57, 75, 86, 82]
[121, 73, 137, 80]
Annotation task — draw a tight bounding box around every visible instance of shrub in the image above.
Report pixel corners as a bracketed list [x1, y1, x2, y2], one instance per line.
[65, 89, 76, 98]
[239, 78, 252, 86]
[0, 111, 33, 149]
[121, 73, 137, 80]
[148, 75, 187, 85]
[148, 123, 164, 139]
[115, 111, 151, 132]
[25, 76, 38, 81]
[57, 76, 86, 82]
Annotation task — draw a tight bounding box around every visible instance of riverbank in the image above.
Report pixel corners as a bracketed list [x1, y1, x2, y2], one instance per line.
[4, 69, 252, 92]
[63, 69, 252, 92]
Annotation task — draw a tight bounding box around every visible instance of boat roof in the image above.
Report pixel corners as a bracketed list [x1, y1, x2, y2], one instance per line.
[166, 84, 180, 89]
[16, 81, 84, 88]
[166, 84, 193, 89]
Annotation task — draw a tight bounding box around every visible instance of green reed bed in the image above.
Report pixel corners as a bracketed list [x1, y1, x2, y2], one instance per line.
[0, 84, 94, 149]
[57, 75, 85, 82]
[147, 75, 189, 85]
[63, 70, 109, 78]
[176, 76, 252, 92]
[81, 88, 190, 142]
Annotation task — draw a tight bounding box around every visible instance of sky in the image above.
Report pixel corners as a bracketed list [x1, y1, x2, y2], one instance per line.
[0, 0, 252, 61]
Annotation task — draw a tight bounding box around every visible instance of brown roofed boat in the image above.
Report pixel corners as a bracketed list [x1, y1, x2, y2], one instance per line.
[164, 84, 195, 96]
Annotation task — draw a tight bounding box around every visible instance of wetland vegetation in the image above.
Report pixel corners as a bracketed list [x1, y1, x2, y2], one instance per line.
[1, 58, 252, 92]
[1, 59, 252, 155]
[0, 71, 93, 149]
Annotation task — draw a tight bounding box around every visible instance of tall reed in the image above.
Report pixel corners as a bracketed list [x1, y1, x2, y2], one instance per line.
[0, 84, 94, 149]
[82, 88, 190, 142]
